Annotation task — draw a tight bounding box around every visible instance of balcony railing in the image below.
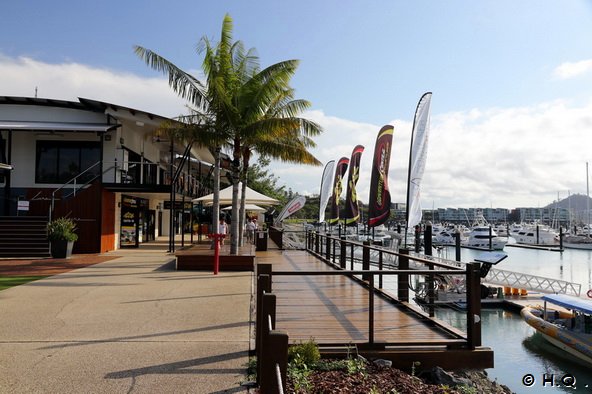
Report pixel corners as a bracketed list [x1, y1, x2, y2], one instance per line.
[102, 160, 207, 197]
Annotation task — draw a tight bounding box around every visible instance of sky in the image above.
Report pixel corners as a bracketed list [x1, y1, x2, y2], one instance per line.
[2, 1, 592, 210]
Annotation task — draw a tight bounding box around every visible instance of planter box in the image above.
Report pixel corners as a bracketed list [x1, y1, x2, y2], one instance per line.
[50, 240, 74, 259]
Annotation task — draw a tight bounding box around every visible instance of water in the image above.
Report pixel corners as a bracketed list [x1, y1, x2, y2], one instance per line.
[433, 245, 592, 393]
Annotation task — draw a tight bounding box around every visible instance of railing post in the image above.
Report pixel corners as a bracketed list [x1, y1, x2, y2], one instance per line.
[368, 274, 375, 345]
[315, 232, 320, 254]
[466, 262, 482, 349]
[261, 330, 288, 394]
[378, 250, 383, 289]
[256, 263, 272, 384]
[325, 236, 331, 262]
[427, 262, 435, 317]
[424, 223, 432, 256]
[398, 248, 409, 302]
[340, 237, 346, 269]
[362, 241, 371, 281]
[350, 243, 354, 270]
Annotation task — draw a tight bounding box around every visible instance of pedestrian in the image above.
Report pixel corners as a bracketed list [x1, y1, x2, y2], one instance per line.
[219, 217, 228, 245]
[246, 218, 256, 243]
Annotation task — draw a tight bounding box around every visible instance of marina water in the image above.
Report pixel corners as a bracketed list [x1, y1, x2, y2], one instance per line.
[434, 245, 592, 393]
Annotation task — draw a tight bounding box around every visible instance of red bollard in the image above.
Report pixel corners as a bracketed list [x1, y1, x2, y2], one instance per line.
[207, 233, 226, 275]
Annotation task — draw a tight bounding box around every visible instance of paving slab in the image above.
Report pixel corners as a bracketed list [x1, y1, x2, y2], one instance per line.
[0, 245, 254, 393]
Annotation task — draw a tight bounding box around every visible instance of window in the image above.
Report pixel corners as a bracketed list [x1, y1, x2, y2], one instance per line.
[36, 141, 100, 184]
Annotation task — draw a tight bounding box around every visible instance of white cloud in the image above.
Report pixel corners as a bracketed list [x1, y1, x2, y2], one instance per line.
[2, 54, 592, 211]
[553, 59, 592, 80]
[0, 54, 189, 117]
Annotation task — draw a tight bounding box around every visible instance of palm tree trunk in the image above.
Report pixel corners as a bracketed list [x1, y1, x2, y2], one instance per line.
[213, 147, 221, 245]
[230, 173, 240, 254]
[239, 179, 247, 246]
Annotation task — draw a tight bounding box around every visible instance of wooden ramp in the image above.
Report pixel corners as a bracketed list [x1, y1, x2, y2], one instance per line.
[256, 248, 494, 370]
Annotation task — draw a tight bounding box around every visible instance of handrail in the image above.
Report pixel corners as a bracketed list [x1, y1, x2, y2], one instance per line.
[50, 161, 104, 220]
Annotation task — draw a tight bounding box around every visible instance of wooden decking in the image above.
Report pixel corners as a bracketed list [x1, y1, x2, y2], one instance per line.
[256, 247, 494, 370]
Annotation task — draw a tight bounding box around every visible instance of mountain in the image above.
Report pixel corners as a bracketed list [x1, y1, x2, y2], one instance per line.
[545, 193, 592, 212]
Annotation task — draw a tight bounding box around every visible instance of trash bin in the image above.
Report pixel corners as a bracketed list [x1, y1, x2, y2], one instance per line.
[256, 230, 268, 251]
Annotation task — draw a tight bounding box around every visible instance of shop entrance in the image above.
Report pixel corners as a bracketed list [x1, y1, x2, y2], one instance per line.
[120, 195, 150, 248]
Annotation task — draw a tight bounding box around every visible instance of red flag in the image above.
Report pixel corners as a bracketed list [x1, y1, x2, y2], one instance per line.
[343, 145, 364, 226]
[327, 157, 349, 225]
[368, 125, 394, 227]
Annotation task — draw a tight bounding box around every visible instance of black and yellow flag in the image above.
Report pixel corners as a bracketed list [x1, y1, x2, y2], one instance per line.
[343, 145, 364, 226]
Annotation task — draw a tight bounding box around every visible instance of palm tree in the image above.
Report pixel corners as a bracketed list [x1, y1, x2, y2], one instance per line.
[236, 87, 322, 245]
[134, 14, 247, 246]
[135, 14, 322, 254]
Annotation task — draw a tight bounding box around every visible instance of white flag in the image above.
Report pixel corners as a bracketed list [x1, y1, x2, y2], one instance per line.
[318, 160, 335, 223]
[407, 92, 432, 229]
[275, 195, 307, 224]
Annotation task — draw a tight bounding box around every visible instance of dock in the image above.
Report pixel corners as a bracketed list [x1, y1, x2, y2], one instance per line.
[255, 237, 494, 370]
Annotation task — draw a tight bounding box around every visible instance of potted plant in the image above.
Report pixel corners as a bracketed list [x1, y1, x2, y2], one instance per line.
[47, 217, 78, 258]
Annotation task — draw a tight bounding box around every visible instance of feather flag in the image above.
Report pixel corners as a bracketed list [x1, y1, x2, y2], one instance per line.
[318, 160, 335, 223]
[327, 157, 349, 225]
[368, 125, 394, 228]
[406, 92, 433, 229]
[275, 195, 307, 224]
[343, 145, 365, 226]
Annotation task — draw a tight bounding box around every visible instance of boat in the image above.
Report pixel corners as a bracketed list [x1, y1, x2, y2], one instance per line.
[521, 294, 592, 366]
[433, 227, 467, 245]
[512, 223, 560, 246]
[462, 210, 507, 250]
[563, 234, 592, 250]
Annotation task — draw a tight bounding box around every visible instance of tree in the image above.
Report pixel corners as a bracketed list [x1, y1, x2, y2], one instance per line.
[136, 14, 322, 254]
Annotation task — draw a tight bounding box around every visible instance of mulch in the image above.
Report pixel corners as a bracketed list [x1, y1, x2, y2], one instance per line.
[0, 255, 120, 276]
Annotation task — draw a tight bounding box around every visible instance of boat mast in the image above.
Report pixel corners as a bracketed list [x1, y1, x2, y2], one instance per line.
[587, 162, 590, 230]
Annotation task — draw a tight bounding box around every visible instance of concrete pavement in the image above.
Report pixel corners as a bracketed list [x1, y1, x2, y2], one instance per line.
[0, 239, 254, 393]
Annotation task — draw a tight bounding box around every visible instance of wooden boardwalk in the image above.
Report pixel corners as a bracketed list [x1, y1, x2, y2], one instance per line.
[255, 245, 494, 370]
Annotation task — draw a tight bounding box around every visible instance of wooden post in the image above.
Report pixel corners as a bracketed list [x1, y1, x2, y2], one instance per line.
[466, 262, 482, 349]
[455, 230, 461, 262]
[255, 264, 272, 384]
[362, 241, 371, 281]
[398, 248, 409, 302]
[424, 223, 433, 256]
[340, 237, 346, 269]
[261, 330, 288, 394]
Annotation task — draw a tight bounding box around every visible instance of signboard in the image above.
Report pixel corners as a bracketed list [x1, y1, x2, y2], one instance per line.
[164, 201, 192, 210]
[17, 200, 29, 211]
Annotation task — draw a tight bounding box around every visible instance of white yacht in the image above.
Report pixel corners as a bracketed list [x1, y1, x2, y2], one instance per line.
[513, 224, 559, 246]
[563, 234, 592, 250]
[462, 210, 507, 250]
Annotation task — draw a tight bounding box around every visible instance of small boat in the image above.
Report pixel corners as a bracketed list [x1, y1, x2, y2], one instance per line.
[563, 234, 592, 250]
[521, 294, 592, 366]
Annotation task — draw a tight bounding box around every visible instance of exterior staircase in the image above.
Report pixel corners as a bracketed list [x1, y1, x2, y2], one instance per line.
[0, 216, 51, 258]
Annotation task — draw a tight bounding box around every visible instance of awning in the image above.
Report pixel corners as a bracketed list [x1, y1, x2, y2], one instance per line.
[0, 121, 120, 132]
[194, 183, 280, 206]
[222, 204, 267, 212]
[542, 294, 592, 315]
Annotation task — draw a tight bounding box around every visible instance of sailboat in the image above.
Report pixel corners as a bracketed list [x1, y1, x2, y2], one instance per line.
[564, 162, 592, 250]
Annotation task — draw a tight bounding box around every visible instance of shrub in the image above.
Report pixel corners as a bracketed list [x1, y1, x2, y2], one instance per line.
[47, 217, 78, 242]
